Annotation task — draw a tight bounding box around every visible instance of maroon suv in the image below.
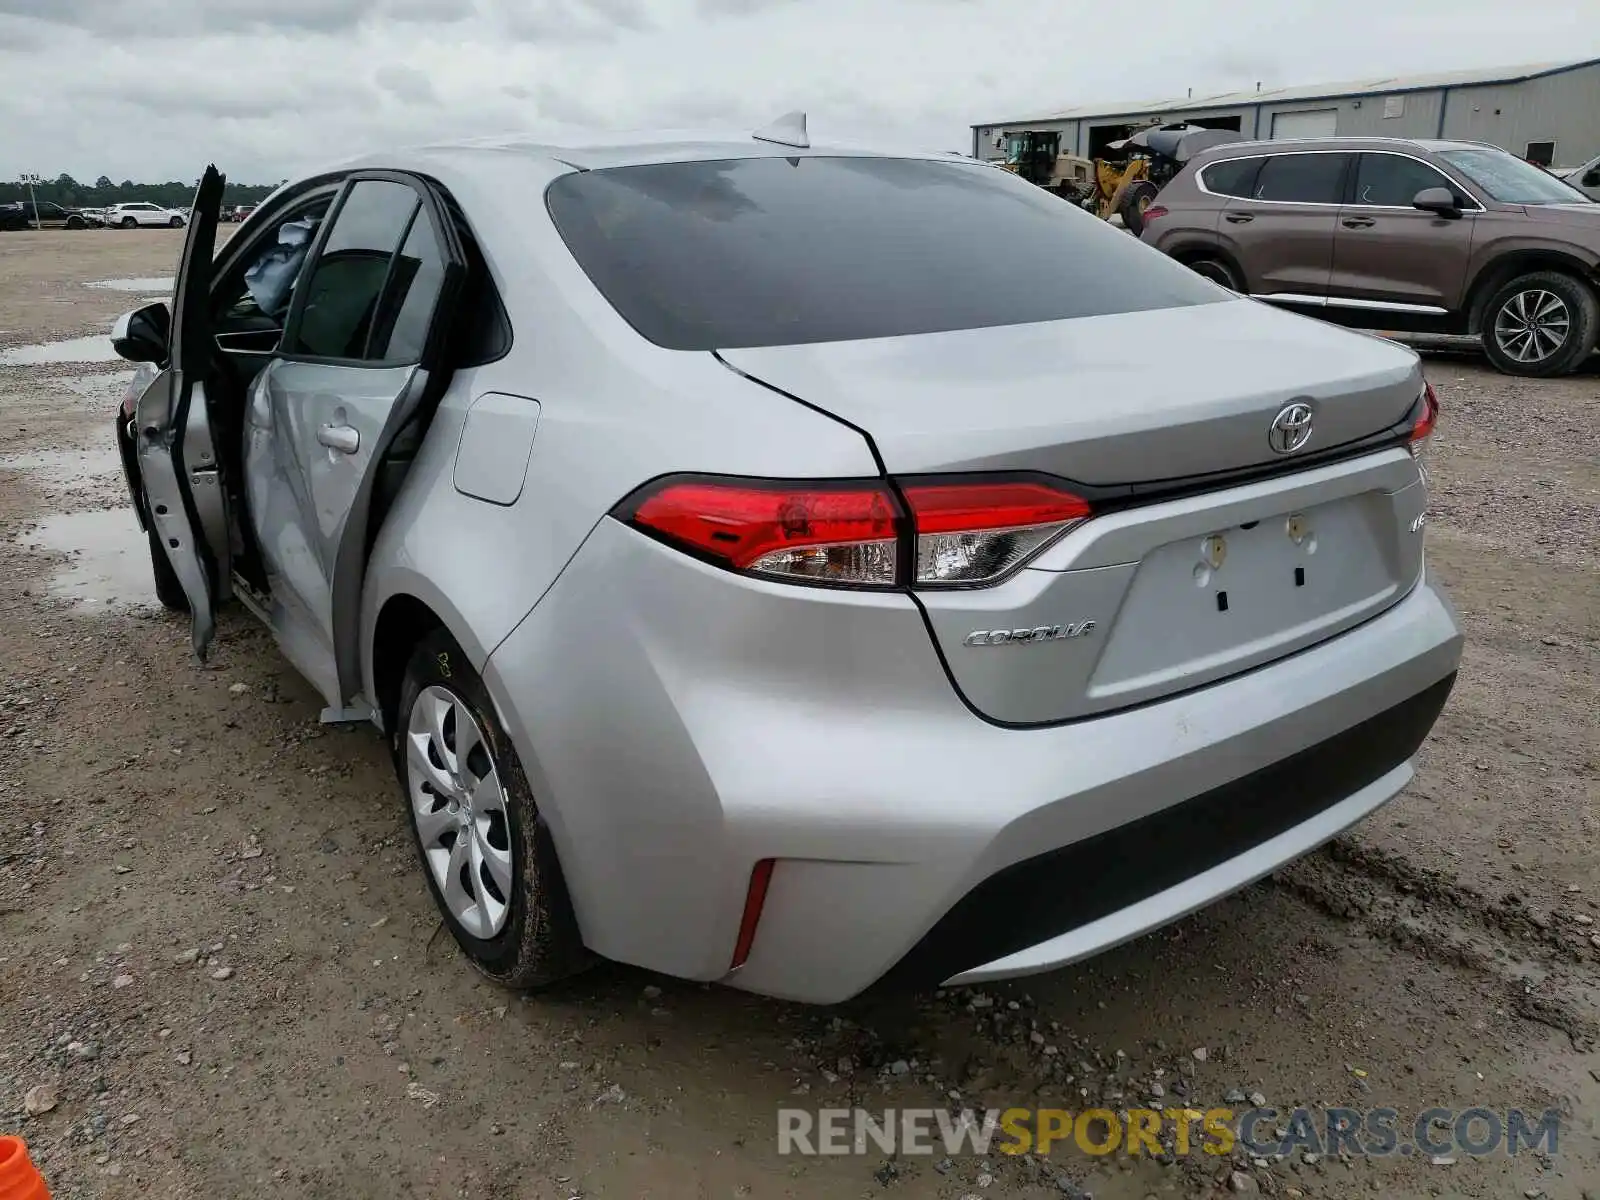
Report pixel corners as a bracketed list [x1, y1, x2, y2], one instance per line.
[1141, 137, 1600, 377]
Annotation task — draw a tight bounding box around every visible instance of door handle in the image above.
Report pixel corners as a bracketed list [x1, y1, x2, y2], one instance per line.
[317, 423, 360, 454]
[1224, 213, 1254, 224]
[1342, 217, 1376, 228]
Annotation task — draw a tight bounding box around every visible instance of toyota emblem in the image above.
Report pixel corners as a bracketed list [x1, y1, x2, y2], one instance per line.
[1268, 402, 1315, 455]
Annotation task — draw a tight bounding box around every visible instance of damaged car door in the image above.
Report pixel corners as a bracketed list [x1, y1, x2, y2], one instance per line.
[129, 164, 230, 658]
[243, 173, 465, 719]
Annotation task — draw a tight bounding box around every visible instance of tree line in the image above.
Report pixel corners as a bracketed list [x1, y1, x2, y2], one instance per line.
[1, 174, 281, 210]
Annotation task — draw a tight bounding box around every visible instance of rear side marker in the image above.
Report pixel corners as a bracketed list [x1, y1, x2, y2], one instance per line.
[730, 858, 775, 972]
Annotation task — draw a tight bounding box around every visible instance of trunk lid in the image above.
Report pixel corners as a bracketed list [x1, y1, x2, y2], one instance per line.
[718, 298, 1423, 485]
[722, 300, 1429, 724]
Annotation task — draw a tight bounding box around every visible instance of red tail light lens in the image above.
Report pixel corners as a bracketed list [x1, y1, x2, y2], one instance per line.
[629, 479, 900, 586]
[1143, 204, 1169, 223]
[622, 476, 1093, 589]
[902, 480, 1091, 586]
[1409, 382, 1439, 454]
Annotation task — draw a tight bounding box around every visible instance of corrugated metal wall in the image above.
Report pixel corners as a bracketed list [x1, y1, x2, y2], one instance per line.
[1255, 89, 1446, 140]
[974, 62, 1600, 164]
[1440, 64, 1600, 163]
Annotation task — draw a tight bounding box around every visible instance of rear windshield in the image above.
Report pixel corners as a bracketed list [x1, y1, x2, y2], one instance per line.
[545, 155, 1223, 350]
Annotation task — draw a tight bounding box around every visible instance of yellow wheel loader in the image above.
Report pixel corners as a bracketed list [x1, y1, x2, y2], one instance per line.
[998, 123, 1247, 235]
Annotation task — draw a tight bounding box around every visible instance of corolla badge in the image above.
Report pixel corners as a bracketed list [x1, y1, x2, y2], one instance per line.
[964, 621, 1096, 647]
[1268, 401, 1315, 455]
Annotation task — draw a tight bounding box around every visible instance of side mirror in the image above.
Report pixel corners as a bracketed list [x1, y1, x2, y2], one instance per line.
[110, 303, 170, 365]
[1412, 186, 1462, 217]
[1583, 170, 1600, 188]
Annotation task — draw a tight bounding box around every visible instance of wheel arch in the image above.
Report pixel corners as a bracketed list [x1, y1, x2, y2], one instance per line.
[1165, 240, 1245, 285]
[366, 582, 491, 736]
[1465, 250, 1600, 334]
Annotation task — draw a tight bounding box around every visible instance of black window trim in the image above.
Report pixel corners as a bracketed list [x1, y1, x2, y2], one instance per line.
[276, 169, 467, 372]
[1198, 146, 1494, 212]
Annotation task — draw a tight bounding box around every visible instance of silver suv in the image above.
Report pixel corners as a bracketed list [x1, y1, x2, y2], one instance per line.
[111, 123, 1462, 1004]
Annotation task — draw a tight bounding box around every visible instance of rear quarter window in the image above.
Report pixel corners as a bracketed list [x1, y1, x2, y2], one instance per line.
[546, 154, 1224, 350]
[1199, 157, 1262, 198]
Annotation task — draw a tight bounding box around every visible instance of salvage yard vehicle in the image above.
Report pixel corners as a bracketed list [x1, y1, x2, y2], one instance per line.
[998, 130, 1097, 202]
[999, 123, 1246, 234]
[1554, 150, 1600, 202]
[105, 201, 187, 228]
[111, 117, 1461, 1004]
[1140, 136, 1600, 377]
[0, 199, 102, 229]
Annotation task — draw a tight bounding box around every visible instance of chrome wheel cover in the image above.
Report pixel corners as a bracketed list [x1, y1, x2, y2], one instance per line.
[405, 685, 514, 939]
[1493, 289, 1571, 364]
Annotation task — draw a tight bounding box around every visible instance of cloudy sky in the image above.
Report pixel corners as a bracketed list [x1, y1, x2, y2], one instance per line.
[1, 0, 1595, 183]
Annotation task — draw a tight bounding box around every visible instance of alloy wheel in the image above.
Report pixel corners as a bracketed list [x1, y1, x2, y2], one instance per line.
[1493, 289, 1571, 364]
[405, 684, 514, 939]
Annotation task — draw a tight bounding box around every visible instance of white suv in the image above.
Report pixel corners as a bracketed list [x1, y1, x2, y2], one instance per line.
[106, 202, 186, 228]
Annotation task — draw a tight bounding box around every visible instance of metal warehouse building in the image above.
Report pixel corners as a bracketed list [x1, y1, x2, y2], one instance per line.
[972, 57, 1600, 169]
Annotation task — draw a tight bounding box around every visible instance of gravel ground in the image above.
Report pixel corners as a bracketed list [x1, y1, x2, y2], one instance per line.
[1, 231, 1597, 1199]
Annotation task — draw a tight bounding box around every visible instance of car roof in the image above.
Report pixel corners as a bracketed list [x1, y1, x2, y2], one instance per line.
[323, 129, 976, 175]
[1188, 135, 1503, 165]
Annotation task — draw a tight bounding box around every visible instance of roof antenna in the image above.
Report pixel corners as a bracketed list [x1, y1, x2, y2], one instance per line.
[752, 110, 809, 149]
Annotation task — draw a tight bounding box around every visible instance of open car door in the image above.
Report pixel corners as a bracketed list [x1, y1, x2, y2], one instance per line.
[133, 164, 229, 659]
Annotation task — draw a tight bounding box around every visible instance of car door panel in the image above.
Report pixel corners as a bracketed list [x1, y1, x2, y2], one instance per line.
[243, 173, 464, 716]
[131, 164, 229, 658]
[245, 358, 421, 703]
[1220, 152, 1351, 298]
[1330, 153, 1477, 308]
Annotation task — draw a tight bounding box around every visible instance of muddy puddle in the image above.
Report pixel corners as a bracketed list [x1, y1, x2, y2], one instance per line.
[85, 277, 173, 293]
[0, 445, 123, 498]
[60, 370, 134, 399]
[16, 509, 155, 609]
[0, 334, 122, 366]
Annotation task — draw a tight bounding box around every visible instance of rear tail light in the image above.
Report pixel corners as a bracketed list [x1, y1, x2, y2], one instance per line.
[628, 480, 900, 586]
[1142, 204, 1169, 223]
[1409, 381, 1439, 458]
[620, 476, 1092, 590]
[902, 481, 1091, 585]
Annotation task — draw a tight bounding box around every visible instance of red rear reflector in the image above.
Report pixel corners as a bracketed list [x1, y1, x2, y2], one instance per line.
[1143, 204, 1169, 222]
[629, 480, 900, 586]
[729, 858, 774, 971]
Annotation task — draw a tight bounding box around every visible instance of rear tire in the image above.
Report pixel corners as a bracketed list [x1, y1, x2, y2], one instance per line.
[1187, 256, 1243, 292]
[393, 629, 589, 990]
[1119, 180, 1159, 236]
[1480, 271, 1598, 377]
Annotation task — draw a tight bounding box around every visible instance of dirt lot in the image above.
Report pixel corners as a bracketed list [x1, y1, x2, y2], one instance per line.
[1, 230, 1596, 1200]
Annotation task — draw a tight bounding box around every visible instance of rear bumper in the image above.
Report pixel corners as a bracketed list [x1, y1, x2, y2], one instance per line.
[895, 671, 1453, 989]
[484, 519, 1462, 1005]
